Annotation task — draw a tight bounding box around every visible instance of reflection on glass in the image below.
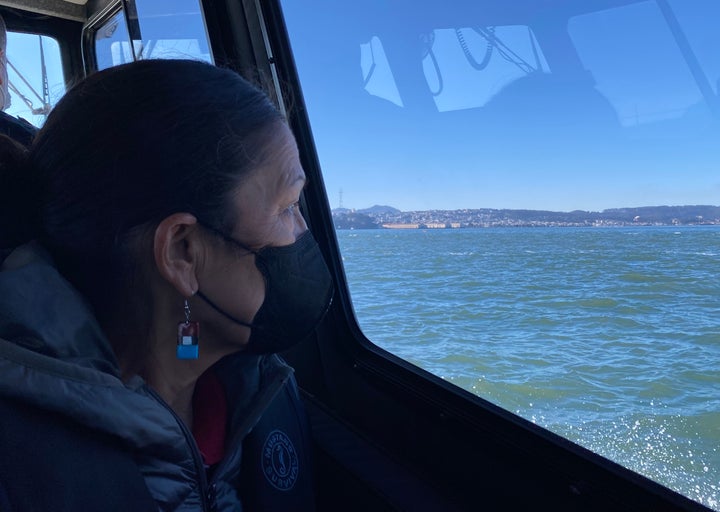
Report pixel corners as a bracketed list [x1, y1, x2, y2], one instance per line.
[95, 10, 134, 71]
[361, 36, 402, 107]
[94, 0, 212, 70]
[131, 0, 213, 63]
[569, 1, 705, 127]
[423, 26, 549, 112]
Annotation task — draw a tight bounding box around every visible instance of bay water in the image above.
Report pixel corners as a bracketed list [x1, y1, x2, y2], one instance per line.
[337, 226, 720, 509]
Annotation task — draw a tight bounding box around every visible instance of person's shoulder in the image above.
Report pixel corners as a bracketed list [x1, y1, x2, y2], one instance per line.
[0, 111, 37, 147]
[0, 396, 157, 511]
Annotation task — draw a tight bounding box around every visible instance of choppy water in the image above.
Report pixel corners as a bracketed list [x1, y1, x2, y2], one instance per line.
[337, 226, 720, 510]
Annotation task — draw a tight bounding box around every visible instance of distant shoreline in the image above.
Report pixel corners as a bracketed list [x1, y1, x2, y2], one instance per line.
[332, 205, 720, 230]
[337, 223, 720, 230]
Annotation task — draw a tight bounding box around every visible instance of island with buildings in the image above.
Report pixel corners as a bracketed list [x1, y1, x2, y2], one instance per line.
[332, 205, 720, 229]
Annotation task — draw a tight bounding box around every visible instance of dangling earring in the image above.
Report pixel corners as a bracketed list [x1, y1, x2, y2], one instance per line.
[177, 298, 200, 359]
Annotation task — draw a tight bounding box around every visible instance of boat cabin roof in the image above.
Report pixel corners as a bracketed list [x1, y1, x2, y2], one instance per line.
[0, 0, 653, 25]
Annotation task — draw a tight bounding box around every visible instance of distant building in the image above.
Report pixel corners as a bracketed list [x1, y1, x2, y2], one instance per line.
[382, 223, 420, 229]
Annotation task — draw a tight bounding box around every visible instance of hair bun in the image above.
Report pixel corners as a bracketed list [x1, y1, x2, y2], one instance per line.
[0, 134, 42, 249]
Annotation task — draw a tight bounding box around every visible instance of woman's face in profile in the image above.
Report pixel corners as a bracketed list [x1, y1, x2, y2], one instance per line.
[196, 123, 308, 349]
[230, 122, 308, 250]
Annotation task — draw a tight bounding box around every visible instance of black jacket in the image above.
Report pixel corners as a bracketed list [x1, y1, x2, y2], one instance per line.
[0, 111, 36, 147]
[0, 244, 315, 511]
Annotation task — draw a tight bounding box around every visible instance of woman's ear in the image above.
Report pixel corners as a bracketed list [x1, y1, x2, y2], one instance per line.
[153, 213, 201, 297]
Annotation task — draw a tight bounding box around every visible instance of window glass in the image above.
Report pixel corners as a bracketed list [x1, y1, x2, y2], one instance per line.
[130, 0, 212, 63]
[95, 10, 134, 71]
[94, 0, 212, 71]
[280, 0, 720, 509]
[5, 32, 64, 127]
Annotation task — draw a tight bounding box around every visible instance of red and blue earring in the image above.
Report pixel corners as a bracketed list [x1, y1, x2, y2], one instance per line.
[177, 298, 200, 359]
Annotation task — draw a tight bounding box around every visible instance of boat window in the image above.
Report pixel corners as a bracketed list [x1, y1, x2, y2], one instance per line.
[280, 0, 720, 509]
[94, 0, 212, 70]
[5, 32, 64, 127]
[95, 10, 134, 70]
[129, 0, 212, 63]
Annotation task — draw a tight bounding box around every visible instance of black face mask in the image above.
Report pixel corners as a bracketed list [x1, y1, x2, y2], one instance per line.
[197, 228, 334, 354]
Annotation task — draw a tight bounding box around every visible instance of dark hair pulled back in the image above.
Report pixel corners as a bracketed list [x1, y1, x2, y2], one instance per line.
[0, 59, 283, 350]
[36, 59, 281, 252]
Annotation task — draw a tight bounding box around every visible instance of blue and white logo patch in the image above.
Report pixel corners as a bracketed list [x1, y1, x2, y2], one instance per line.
[262, 430, 299, 491]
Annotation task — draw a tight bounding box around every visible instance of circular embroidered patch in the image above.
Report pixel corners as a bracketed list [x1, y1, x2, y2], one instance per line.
[262, 430, 299, 491]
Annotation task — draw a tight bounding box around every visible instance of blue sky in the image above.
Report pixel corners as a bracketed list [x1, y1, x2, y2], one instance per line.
[282, 0, 720, 212]
[5, 2, 719, 213]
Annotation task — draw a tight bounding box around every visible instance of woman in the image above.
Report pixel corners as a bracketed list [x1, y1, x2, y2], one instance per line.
[0, 59, 333, 511]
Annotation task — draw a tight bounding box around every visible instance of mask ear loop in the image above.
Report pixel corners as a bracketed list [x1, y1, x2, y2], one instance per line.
[177, 298, 200, 359]
[197, 221, 257, 257]
[195, 290, 256, 330]
[194, 221, 259, 331]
